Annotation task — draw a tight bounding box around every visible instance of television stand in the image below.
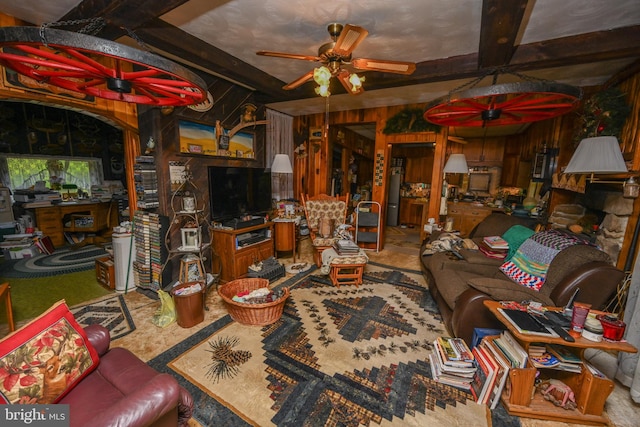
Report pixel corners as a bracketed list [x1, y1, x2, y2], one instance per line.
[211, 222, 274, 283]
[222, 216, 266, 230]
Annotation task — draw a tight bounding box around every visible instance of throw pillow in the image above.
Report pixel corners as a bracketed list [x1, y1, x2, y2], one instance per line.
[0, 300, 99, 404]
[501, 225, 535, 261]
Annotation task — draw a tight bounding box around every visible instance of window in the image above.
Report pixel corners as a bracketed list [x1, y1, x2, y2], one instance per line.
[2, 155, 103, 194]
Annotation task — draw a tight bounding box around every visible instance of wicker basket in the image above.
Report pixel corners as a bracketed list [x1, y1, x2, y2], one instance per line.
[218, 278, 289, 326]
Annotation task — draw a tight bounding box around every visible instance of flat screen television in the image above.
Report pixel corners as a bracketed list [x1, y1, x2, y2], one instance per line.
[208, 166, 272, 221]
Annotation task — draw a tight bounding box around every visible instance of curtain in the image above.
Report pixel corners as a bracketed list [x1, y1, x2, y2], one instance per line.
[266, 109, 294, 201]
[615, 248, 640, 402]
[0, 157, 9, 188]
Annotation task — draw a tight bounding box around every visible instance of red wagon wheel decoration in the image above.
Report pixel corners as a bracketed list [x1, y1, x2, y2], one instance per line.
[424, 81, 582, 127]
[0, 26, 207, 106]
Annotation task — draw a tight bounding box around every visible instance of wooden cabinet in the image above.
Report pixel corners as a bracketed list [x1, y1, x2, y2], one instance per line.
[35, 207, 64, 247]
[405, 156, 434, 183]
[95, 256, 115, 290]
[463, 138, 505, 165]
[400, 197, 427, 227]
[211, 222, 274, 284]
[446, 202, 494, 237]
[484, 301, 637, 425]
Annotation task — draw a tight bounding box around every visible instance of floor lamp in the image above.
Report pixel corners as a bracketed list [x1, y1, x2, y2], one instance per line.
[271, 154, 293, 201]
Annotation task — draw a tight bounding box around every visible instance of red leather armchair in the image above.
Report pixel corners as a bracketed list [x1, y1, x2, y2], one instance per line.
[59, 324, 193, 427]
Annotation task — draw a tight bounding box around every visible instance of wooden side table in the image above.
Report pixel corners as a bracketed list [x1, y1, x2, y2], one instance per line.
[484, 300, 637, 424]
[274, 220, 296, 262]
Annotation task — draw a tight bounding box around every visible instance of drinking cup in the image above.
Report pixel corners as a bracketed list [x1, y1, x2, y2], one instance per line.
[569, 302, 591, 337]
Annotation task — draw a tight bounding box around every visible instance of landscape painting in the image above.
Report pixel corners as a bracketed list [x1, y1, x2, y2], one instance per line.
[228, 131, 254, 158]
[179, 120, 216, 155]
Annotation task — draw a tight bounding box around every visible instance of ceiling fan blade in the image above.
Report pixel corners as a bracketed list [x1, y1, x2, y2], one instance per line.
[283, 70, 315, 90]
[336, 69, 364, 95]
[256, 50, 321, 62]
[351, 58, 416, 74]
[333, 24, 369, 57]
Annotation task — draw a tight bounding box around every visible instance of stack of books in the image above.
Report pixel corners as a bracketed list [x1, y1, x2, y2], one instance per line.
[474, 336, 512, 409]
[333, 239, 360, 255]
[479, 235, 509, 259]
[528, 344, 582, 373]
[491, 330, 528, 368]
[429, 337, 477, 390]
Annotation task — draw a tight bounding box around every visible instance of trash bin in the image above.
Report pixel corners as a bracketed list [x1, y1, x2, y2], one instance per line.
[171, 281, 205, 328]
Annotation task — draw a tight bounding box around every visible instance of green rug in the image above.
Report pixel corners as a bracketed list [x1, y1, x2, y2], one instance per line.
[0, 268, 111, 324]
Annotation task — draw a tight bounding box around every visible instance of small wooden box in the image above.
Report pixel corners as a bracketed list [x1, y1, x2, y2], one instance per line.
[95, 256, 115, 290]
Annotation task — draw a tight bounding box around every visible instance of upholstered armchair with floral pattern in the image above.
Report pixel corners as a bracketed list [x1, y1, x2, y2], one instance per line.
[301, 193, 350, 266]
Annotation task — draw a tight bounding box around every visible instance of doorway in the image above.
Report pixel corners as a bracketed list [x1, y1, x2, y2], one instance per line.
[330, 123, 375, 201]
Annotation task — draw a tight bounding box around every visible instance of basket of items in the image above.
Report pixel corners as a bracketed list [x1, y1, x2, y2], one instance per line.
[218, 278, 289, 326]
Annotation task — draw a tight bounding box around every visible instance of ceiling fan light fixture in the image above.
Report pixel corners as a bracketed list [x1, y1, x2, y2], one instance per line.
[315, 84, 331, 97]
[257, 23, 415, 96]
[313, 66, 332, 86]
[348, 73, 364, 92]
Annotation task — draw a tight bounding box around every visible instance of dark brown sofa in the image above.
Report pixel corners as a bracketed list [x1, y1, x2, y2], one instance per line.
[420, 213, 624, 346]
[59, 324, 193, 427]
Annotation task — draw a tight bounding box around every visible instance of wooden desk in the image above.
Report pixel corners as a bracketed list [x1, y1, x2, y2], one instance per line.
[484, 300, 636, 425]
[29, 201, 114, 247]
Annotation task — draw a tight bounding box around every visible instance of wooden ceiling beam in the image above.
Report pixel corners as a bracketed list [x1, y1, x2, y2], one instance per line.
[59, 0, 189, 40]
[510, 25, 640, 69]
[135, 18, 294, 101]
[356, 25, 640, 91]
[478, 0, 529, 68]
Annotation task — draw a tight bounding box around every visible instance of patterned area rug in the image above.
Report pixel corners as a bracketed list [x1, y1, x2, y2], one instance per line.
[70, 294, 135, 340]
[149, 268, 520, 426]
[0, 245, 109, 278]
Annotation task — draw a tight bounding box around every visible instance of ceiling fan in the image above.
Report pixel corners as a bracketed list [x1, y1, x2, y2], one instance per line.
[256, 23, 416, 95]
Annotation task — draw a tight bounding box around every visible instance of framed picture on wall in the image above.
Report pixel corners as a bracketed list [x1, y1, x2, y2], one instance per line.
[178, 120, 217, 155]
[228, 131, 255, 159]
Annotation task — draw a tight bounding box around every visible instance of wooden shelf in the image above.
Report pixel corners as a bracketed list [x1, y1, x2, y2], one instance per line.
[484, 300, 636, 425]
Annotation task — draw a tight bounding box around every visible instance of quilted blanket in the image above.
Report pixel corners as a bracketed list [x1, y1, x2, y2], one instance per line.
[500, 229, 585, 291]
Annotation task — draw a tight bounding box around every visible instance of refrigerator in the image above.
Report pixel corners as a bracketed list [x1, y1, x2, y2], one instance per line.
[386, 168, 403, 226]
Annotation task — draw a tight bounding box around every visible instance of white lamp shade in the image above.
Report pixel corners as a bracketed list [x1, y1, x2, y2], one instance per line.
[564, 136, 628, 174]
[443, 154, 469, 173]
[271, 154, 293, 173]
